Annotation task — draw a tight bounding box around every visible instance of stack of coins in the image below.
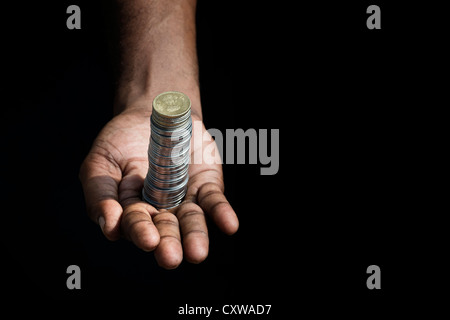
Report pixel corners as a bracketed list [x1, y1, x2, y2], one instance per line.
[142, 91, 192, 209]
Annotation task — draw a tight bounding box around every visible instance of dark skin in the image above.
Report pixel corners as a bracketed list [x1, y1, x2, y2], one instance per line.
[79, 0, 239, 269]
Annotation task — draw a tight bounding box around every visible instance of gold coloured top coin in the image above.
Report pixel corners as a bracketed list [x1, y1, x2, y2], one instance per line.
[153, 91, 191, 118]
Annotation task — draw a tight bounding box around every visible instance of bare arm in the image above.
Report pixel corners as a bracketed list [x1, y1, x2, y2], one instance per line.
[79, 0, 238, 269]
[113, 0, 202, 119]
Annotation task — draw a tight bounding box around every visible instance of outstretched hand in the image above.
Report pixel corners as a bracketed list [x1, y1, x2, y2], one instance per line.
[79, 109, 239, 269]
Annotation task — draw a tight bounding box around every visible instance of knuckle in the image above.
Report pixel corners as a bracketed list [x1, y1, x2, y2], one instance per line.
[198, 184, 225, 204]
[154, 213, 179, 227]
[198, 181, 224, 194]
[176, 201, 203, 217]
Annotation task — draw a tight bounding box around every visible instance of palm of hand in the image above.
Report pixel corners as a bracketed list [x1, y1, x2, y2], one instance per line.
[80, 110, 238, 269]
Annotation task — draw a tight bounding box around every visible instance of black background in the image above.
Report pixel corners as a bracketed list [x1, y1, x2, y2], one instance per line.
[0, 0, 443, 314]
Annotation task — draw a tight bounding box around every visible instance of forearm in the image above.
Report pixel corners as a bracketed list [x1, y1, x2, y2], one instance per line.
[113, 0, 202, 119]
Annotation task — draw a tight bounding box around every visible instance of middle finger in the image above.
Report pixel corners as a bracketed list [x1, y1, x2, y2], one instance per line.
[153, 211, 183, 269]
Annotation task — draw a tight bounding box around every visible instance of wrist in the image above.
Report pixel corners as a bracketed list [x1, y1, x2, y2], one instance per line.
[114, 83, 203, 121]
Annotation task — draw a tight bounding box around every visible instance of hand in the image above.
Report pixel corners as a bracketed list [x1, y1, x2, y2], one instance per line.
[79, 109, 239, 269]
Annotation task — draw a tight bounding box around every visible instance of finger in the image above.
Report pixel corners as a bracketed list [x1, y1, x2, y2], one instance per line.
[118, 160, 148, 208]
[117, 159, 163, 251]
[197, 182, 239, 235]
[153, 211, 183, 269]
[176, 200, 209, 264]
[121, 202, 160, 252]
[79, 155, 123, 241]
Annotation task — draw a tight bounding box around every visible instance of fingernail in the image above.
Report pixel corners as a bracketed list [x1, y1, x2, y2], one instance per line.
[98, 216, 106, 232]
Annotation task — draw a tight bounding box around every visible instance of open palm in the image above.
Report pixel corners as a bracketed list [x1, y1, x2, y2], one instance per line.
[79, 109, 239, 269]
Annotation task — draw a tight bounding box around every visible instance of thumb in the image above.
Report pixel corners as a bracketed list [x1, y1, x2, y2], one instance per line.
[79, 152, 123, 241]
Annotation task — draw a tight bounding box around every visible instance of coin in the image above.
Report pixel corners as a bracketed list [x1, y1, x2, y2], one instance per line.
[142, 91, 192, 210]
[152, 91, 191, 118]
